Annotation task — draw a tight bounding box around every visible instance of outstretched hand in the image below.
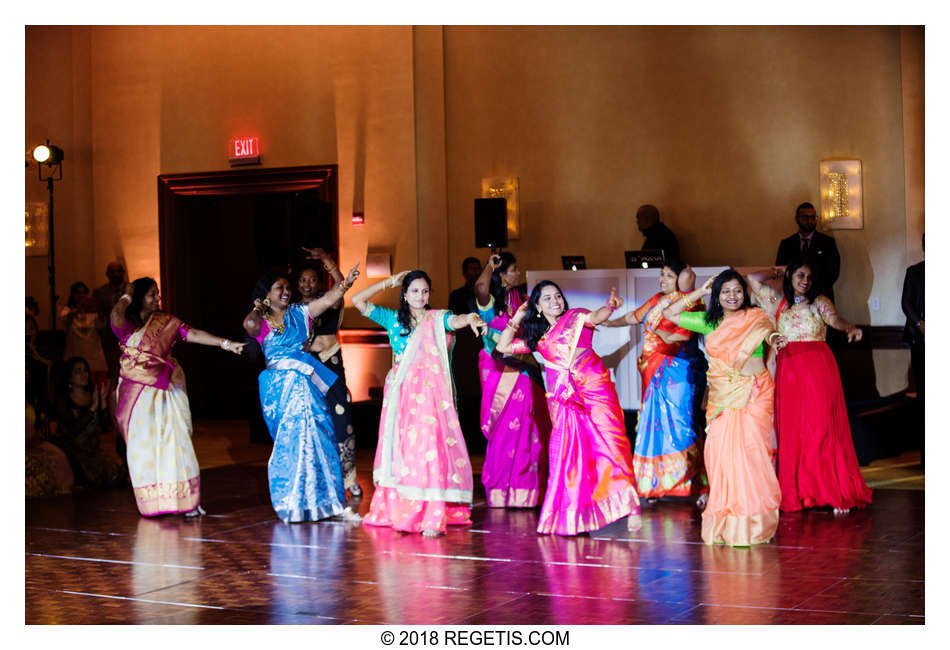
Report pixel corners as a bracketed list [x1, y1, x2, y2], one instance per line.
[301, 246, 328, 262]
[468, 313, 488, 337]
[847, 327, 863, 343]
[607, 287, 623, 310]
[344, 262, 360, 285]
[226, 341, 247, 355]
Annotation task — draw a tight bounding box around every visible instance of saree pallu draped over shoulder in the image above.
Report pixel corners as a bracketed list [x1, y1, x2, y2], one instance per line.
[534, 308, 639, 535]
[113, 312, 200, 516]
[701, 308, 781, 546]
[364, 310, 474, 534]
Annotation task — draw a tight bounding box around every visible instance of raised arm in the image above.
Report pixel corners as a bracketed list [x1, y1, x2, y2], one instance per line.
[351, 270, 409, 314]
[664, 277, 713, 326]
[308, 262, 359, 319]
[602, 310, 640, 328]
[243, 300, 266, 338]
[586, 288, 624, 327]
[185, 328, 247, 355]
[496, 302, 528, 355]
[109, 283, 134, 333]
[301, 247, 346, 308]
[473, 255, 498, 307]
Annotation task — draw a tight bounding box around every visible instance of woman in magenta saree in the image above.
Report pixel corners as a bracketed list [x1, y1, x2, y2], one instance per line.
[111, 278, 245, 517]
[497, 281, 641, 535]
[473, 253, 551, 508]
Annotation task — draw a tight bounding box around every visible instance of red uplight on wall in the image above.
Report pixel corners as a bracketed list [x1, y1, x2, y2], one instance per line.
[229, 137, 261, 166]
[352, 211, 365, 225]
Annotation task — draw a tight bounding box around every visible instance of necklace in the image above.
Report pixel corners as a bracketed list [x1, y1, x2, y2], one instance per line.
[264, 312, 285, 335]
[794, 296, 806, 304]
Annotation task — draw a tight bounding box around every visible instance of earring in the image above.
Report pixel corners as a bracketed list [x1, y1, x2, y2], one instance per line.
[263, 298, 271, 307]
[536, 310, 541, 318]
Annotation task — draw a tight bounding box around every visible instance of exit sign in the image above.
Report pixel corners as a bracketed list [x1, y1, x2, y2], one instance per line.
[229, 137, 261, 165]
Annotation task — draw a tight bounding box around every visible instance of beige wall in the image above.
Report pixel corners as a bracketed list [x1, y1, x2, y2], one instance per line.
[25, 25, 922, 393]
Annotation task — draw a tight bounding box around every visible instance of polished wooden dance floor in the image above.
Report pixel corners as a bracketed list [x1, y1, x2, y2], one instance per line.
[25, 428, 924, 625]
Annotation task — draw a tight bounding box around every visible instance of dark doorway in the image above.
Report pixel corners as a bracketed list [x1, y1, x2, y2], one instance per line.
[158, 166, 338, 432]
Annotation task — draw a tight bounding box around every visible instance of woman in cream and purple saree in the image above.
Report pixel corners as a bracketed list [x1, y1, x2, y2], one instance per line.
[352, 270, 487, 537]
[496, 281, 641, 536]
[111, 278, 245, 517]
[472, 253, 551, 509]
[663, 268, 784, 546]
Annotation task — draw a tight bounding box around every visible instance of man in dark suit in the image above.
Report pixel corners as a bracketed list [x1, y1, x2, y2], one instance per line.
[636, 204, 680, 262]
[775, 202, 841, 302]
[901, 234, 924, 467]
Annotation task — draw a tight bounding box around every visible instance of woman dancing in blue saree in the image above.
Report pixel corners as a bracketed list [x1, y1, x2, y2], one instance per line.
[243, 263, 361, 523]
[605, 261, 708, 504]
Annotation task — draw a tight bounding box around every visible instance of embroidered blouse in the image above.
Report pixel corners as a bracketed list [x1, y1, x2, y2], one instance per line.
[753, 284, 839, 342]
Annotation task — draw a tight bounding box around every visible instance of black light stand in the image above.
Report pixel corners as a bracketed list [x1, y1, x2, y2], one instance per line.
[32, 141, 64, 330]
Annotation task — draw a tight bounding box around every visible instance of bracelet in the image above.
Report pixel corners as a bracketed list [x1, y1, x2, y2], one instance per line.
[340, 280, 354, 292]
[220, 339, 231, 351]
[119, 294, 132, 303]
[389, 276, 399, 289]
[767, 332, 781, 345]
[505, 320, 521, 330]
[252, 304, 264, 315]
[324, 263, 338, 273]
[683, 294, 695, 309]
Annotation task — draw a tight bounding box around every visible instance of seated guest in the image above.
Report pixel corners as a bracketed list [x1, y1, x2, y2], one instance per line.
[50, 357, 123, 489]
[26, 357, 74, 497]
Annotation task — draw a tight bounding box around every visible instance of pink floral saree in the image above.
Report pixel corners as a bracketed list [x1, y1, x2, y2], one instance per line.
[363, 310, 474, 533]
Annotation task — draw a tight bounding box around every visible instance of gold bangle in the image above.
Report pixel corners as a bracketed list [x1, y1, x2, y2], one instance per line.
[683, 294, 694, 309]
[324, 263, 338, 272]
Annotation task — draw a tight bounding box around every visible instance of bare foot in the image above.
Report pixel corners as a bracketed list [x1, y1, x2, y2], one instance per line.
[422, 529, 442, 538]
[184, 505, 206, 518]
[626, 514, 642, 532]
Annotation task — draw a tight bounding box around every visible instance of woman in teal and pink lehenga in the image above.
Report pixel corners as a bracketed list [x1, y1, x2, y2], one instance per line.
[352, 269, 487, 537]
[497, 281, 641, 535]
[472, 253, 551, 508]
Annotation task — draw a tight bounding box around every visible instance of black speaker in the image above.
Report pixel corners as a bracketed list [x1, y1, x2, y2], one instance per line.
[474, 198, 508, 248]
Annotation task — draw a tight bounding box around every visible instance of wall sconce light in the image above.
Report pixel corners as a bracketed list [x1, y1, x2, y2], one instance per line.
[481, 177, 520, 239]
[819, 159, 863, 230]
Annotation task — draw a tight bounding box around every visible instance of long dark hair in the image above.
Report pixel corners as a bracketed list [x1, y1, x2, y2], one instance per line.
[67, 281, 89, 308]
[521, 280, 570, 351]
[489, 252, 519, 315]
[125, 277, 158, 330]
[397, 270, 432, 336]
[704, 268, 752, 326]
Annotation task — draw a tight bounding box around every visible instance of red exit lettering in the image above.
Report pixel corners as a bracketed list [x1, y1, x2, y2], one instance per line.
[231, 137, 259, 158]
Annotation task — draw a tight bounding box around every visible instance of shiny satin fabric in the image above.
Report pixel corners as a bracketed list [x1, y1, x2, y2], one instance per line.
[478, 288, 551, 508]
[113, 315, 200, 516]
[632, 292, 708, 498]
[530, 308, 639, 535]
[259, 303, 346, 522]
[364, 310, 474, 533]
[701, 308, 781, 546]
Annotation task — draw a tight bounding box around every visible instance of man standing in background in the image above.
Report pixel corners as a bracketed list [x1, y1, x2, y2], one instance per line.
[636, 204, 680, 262]
[776, 202, 841, 303]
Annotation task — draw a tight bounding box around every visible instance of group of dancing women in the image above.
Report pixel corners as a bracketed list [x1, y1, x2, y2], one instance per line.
[112, 245, 870, 546]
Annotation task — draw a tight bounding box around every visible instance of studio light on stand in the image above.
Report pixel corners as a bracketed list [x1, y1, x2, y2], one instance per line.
[31, 141, 64, 330]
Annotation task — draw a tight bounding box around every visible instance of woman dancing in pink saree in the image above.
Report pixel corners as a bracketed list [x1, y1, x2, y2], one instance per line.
[497, 281, 641, 535]
[352, 270, 487, 537]
[472, 253, 551, 508]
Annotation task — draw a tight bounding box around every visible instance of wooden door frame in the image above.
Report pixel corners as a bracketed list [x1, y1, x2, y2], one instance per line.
[157, 165, 338, 313]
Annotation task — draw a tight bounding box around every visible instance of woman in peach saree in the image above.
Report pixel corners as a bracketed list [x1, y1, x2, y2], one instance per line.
[664, 268, 783, 546]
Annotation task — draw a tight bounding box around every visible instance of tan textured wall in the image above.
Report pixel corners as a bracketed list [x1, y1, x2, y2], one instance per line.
[25, 26, 95, 326]
[443, 26, 908, 330]
[901, 26, 925, 266]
